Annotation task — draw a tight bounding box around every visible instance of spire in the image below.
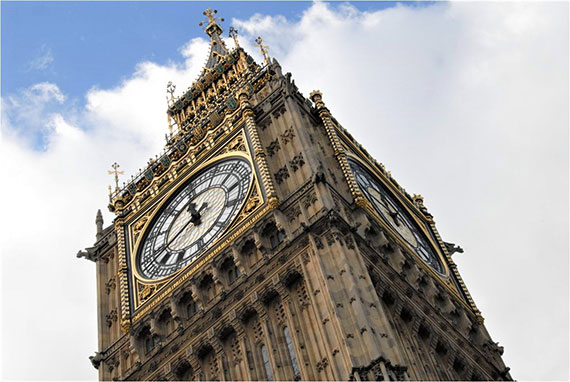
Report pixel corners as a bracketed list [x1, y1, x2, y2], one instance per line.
[199, 8, 229, 69]
[96, 209, 104, 240]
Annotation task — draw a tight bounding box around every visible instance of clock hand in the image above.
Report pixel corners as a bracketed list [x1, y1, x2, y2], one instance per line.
[187, 202, 201, 226]
[198, 202, 209, 214]
[388, 210, 401, 227]
[150, 201, 210, 265]
[188, 201, 209, 226]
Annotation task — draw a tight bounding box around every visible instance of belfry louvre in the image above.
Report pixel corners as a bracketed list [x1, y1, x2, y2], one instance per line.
[79, 8, 511, 381]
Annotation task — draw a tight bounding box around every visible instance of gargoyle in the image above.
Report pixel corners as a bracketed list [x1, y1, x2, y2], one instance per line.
[444, 242, 464, 256]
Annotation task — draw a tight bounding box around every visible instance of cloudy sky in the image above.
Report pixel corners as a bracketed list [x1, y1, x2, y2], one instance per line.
[1, 2, 568, 381]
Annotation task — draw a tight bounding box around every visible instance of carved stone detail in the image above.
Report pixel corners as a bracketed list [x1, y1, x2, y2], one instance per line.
[289, 152, 305, 172]
[274, 165, 290, 184]
[280, 126, 296, 144]
[266, 138, 281, 157]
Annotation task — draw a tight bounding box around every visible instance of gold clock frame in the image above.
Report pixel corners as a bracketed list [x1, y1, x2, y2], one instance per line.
[115, 127, 278, 330]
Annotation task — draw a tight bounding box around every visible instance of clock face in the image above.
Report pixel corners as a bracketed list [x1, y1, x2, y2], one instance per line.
[348, 159, 445, 275]
[137, 158, 252, 280]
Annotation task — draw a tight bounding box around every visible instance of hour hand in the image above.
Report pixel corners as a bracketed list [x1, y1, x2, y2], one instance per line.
[187, 202, 202, 226]
[198, 202, 209, 213]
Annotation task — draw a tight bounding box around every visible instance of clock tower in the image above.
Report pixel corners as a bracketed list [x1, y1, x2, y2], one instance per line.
[79, 9, 511, 381]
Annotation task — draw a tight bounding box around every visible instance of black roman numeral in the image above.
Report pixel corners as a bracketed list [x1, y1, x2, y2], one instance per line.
[159, 252, 172, 265]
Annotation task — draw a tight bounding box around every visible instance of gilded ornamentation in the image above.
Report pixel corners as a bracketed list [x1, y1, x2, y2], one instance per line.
[108, 162, 124, 192]
[240, 184, 261, 219]
[219, 133, 246, 154]
[132, 214, 150, 244]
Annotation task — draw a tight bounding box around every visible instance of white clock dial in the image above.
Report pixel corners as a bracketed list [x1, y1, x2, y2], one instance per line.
[137, 158, 252, 280]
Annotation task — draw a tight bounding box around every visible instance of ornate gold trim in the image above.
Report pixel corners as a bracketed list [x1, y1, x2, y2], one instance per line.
[129, 150, 256, 284]
[132, 201, 274, 323]
[123, 127, 276, 318]
[239, 91, 279, 205]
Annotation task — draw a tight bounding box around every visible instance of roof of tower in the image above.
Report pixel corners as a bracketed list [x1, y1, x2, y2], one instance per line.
[108, 9, 270, 210]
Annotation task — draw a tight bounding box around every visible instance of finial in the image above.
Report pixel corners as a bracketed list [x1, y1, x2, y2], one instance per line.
[108, 162, 124, 192]
[310, 90, 326, 109]
[255, 36, 270, 66]
[166, 81, 175, 107]
[229, 27, 239, 48]
[96, 209, 104, 240]
[199, 8, 224, 37]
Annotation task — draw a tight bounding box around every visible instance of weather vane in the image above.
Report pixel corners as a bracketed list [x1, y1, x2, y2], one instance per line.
[229, 27, 239, 48]
[255, 36, 270, 66]
[108, 162, 124, 192]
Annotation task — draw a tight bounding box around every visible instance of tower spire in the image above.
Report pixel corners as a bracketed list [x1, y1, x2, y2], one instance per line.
[199, 8, 229, 69]
[95, 209, 104, 240]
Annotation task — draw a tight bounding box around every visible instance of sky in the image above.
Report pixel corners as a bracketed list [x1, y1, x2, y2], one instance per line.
[1, 1, 568, 381]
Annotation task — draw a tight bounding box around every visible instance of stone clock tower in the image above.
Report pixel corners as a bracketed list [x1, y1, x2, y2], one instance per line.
[79, 9, 512, 381]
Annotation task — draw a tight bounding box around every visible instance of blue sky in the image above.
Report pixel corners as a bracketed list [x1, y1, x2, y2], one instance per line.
[2, 2, 399, 107]
[1, 2, 567, 380]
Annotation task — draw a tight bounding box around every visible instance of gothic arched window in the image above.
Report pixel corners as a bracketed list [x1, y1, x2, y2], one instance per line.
[260, 344, 273, 381]
[283, 326, 300, 377]
[145, 335, 158, 354]
[221, 257, 240, 285]
[145, 336, 153, 354]
[187, 299, 198, 318]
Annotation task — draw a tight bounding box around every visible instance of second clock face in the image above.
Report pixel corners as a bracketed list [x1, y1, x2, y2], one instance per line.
[348, 158, 445, 275]
[137, 158, 252, 280]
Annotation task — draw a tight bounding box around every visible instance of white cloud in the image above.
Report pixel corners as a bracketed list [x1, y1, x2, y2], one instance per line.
[28, 44, 55, 71]
[1, 2, 567, 380]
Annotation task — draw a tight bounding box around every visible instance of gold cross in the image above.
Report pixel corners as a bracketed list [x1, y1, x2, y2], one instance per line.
[255, 36, 270, 65]
[229, 27, 239, 48]
[108, 162, 124, 191]
[199, 8, 224, 27]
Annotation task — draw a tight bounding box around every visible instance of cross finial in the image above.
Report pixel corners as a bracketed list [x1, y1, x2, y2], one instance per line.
[108, 162, 124, 191]
[255, 36, 270, 66]
[229, 27, 239, 49]
[203, 8, 217, 25]
[199, 8, 224, 37]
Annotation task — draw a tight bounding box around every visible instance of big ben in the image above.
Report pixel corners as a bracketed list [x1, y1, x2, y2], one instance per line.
[78, 8, 512, 381]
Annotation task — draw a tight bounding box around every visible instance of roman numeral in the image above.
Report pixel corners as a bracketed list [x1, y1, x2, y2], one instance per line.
[226, 198, 239, 207]
[159, 252, 172, 265]
[227, 180, 239, 192]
